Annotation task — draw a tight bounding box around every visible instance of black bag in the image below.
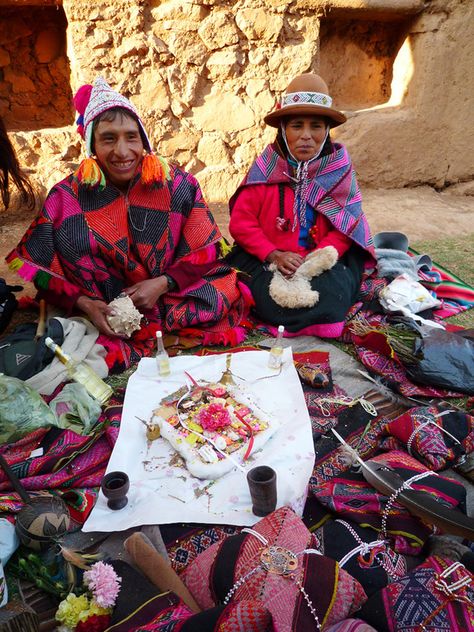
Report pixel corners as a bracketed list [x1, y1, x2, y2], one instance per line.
[0, 278, 22, 335]
[0, 318, 64, 380]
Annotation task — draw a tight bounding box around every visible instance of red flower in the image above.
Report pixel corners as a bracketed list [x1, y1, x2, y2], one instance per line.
[75, 614, 111, 632]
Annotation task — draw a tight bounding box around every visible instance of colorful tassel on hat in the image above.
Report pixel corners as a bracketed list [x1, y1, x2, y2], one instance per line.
[141, 152, 170, 186]
[73, 157, 106, 190]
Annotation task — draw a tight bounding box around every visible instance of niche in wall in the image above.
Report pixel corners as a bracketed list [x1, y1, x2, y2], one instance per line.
[319, 18, 411, 110]
[0, 4, 73, 130]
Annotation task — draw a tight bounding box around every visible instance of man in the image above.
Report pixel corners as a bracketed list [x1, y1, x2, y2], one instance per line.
[7, 78, 247, 371]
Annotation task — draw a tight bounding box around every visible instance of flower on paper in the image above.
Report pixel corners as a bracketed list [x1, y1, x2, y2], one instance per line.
[196, 402, 231, 431]
[56, 593, 90, 628]
[83, 561, 121, 608]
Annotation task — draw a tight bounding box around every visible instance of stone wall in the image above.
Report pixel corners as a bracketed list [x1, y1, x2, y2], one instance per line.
[0, 4, 72, 130]
[2, 0, 474, 206]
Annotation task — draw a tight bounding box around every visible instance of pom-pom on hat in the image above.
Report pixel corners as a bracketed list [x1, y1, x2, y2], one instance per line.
[73, 77, 153, 157]
[264, 73, 346, 128]
[72, 77, 169, 189]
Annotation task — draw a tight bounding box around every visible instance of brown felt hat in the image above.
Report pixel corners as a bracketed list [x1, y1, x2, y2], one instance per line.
[264, 73, 346, 128]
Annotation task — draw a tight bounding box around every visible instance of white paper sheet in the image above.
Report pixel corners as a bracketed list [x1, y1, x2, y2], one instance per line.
[83, 349, 314, 532]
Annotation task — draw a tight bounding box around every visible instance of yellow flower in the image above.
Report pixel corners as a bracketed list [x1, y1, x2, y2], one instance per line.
[87, 599, 111, 618]
[56, 594, 90, 627]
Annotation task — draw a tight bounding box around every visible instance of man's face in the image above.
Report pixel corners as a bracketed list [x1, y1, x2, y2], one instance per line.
[93, 113, 144, 190]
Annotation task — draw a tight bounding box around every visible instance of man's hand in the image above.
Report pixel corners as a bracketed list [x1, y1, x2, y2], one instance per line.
[267, 250, 304, 277]
[123, 276, 169, 310]
[76, 296, 117, 337]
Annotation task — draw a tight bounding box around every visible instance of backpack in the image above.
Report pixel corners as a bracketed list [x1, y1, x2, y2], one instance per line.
[0, 278, 22, 335]
[0, 318, 64, 380]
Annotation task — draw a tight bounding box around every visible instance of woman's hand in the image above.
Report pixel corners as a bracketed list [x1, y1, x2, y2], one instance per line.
[267, 250, 304, 277]
[76, 296, 118, 337]
[123, 276, 169, 310]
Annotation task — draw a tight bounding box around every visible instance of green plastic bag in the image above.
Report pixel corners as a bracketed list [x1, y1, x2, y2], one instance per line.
[0, 374, 58, 443]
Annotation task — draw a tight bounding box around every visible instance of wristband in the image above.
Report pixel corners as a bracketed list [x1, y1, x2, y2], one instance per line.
[164, 273, 177, 291]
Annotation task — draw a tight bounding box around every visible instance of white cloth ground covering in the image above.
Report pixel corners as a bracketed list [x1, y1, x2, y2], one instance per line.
[83, 349, 314, 532]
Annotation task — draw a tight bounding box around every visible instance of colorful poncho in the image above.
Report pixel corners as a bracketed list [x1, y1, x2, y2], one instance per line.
[230, 142, 375, 258]
[7, 165, 248, 370]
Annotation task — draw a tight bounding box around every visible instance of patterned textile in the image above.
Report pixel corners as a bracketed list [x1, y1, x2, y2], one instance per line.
[182, 506, 367, 631]
[359, 556, 474, 632]
[162, 524, 242, 576]
[325, 620, 378, 632]
[0, 390, 122, 523]
[7, 165, 248, 371]
[108, 558, 274, 632]
[354, 341, 465, 399]
[312, 517, 414, 597]
[413, 248, 474, 316]
[230, 143, 375, 259]
[310, 450, 467, 556]
[382, 404, 474, 471]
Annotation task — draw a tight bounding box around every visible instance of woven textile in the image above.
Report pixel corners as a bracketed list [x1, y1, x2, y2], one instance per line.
[230, 143, 374, 259]
[311, 450, 467, 556]
[7, 165, 247, 371]
[182, 506, 367, 631]
[359, 556, 474, 632]
[382, 404, 474, 471]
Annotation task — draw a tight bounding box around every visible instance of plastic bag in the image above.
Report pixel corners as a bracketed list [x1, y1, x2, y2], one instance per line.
[405, 326, 474, 394]
[379, 274, 440, 315]
[0, 374, 59, 444]
[49, 382, 101, 434]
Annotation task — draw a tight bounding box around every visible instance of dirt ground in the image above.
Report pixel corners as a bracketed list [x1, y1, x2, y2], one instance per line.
[1, 185, 474, 291]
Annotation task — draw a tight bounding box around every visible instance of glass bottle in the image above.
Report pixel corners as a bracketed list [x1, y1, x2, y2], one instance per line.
[268, 325, 285, 369]
[156, 330, 170, 376]
[45, 337, 113, 405]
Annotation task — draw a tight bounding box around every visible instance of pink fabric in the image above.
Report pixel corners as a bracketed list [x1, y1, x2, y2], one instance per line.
[266, 321, 345, 338]
[229, 183, 352, 262]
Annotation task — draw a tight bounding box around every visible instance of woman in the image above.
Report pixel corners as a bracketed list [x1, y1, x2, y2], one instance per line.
[229, 74, 375, 338]
[6, 78, 248, 371]
[0, 116, 35, 211]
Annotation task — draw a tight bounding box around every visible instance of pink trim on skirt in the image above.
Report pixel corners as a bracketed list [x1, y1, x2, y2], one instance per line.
[266, 321, 344, 339]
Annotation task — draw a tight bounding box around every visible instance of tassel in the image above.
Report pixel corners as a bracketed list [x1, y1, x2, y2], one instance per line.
[218, 238, 233, 258]
[141, 152, 170, 186]
[73, 157, 106, 190]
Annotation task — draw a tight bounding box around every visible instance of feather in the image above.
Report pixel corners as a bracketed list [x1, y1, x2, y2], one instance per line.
[356, 369, 427, 408]
[59, 545, 102, 570]
[331, 430, 474, 540]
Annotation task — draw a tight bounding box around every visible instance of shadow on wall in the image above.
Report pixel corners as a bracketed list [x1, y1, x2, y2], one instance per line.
[0, 3, 73, 131]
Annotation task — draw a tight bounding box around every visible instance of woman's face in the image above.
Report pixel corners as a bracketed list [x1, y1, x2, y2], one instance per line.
[284, 116, 328, 161]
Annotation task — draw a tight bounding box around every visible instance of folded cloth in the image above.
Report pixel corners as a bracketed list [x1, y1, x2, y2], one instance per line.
[375, 248, 419, 281]
[124, 532, 201, 613]
[26, 316, 108, 396]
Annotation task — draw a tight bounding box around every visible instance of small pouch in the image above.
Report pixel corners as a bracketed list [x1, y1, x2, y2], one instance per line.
[294, 350, 333, 391]
[182, 507, 367, 631]
[382, 404, 474, 471]
[359, 556, 474, 632]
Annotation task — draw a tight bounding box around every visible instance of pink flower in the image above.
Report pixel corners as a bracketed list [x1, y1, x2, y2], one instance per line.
[83, 562, 121, 608]
[196, 402, 232, 431]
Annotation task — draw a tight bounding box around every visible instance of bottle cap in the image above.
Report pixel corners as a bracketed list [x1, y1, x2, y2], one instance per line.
[277, 325, 284, 333]
[44, 336, 54, 348]
[156, 330, 163, 339]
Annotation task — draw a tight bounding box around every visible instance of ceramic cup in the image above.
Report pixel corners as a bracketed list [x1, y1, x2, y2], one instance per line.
[101, 471, 130, 510]
[247, 466, 277, 517]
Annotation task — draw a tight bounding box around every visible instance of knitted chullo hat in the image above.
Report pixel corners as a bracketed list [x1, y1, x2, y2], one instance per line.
[73, 77, 169, 189]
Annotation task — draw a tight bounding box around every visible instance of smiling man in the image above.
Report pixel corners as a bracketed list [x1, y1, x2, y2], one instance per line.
[7, 78, 248, 371]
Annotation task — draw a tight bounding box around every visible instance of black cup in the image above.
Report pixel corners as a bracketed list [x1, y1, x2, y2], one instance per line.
[247, 466, 277, 517]
[101, 471, 130, 510]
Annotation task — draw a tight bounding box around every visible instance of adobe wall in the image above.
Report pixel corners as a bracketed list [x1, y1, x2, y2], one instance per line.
[2, 0, 473, 205]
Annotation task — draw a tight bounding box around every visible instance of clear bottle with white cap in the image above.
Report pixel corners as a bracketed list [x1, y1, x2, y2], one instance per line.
[45, 337, 113, 405]
[156, 330, 170, 376]
[268, 325, 285, 369]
